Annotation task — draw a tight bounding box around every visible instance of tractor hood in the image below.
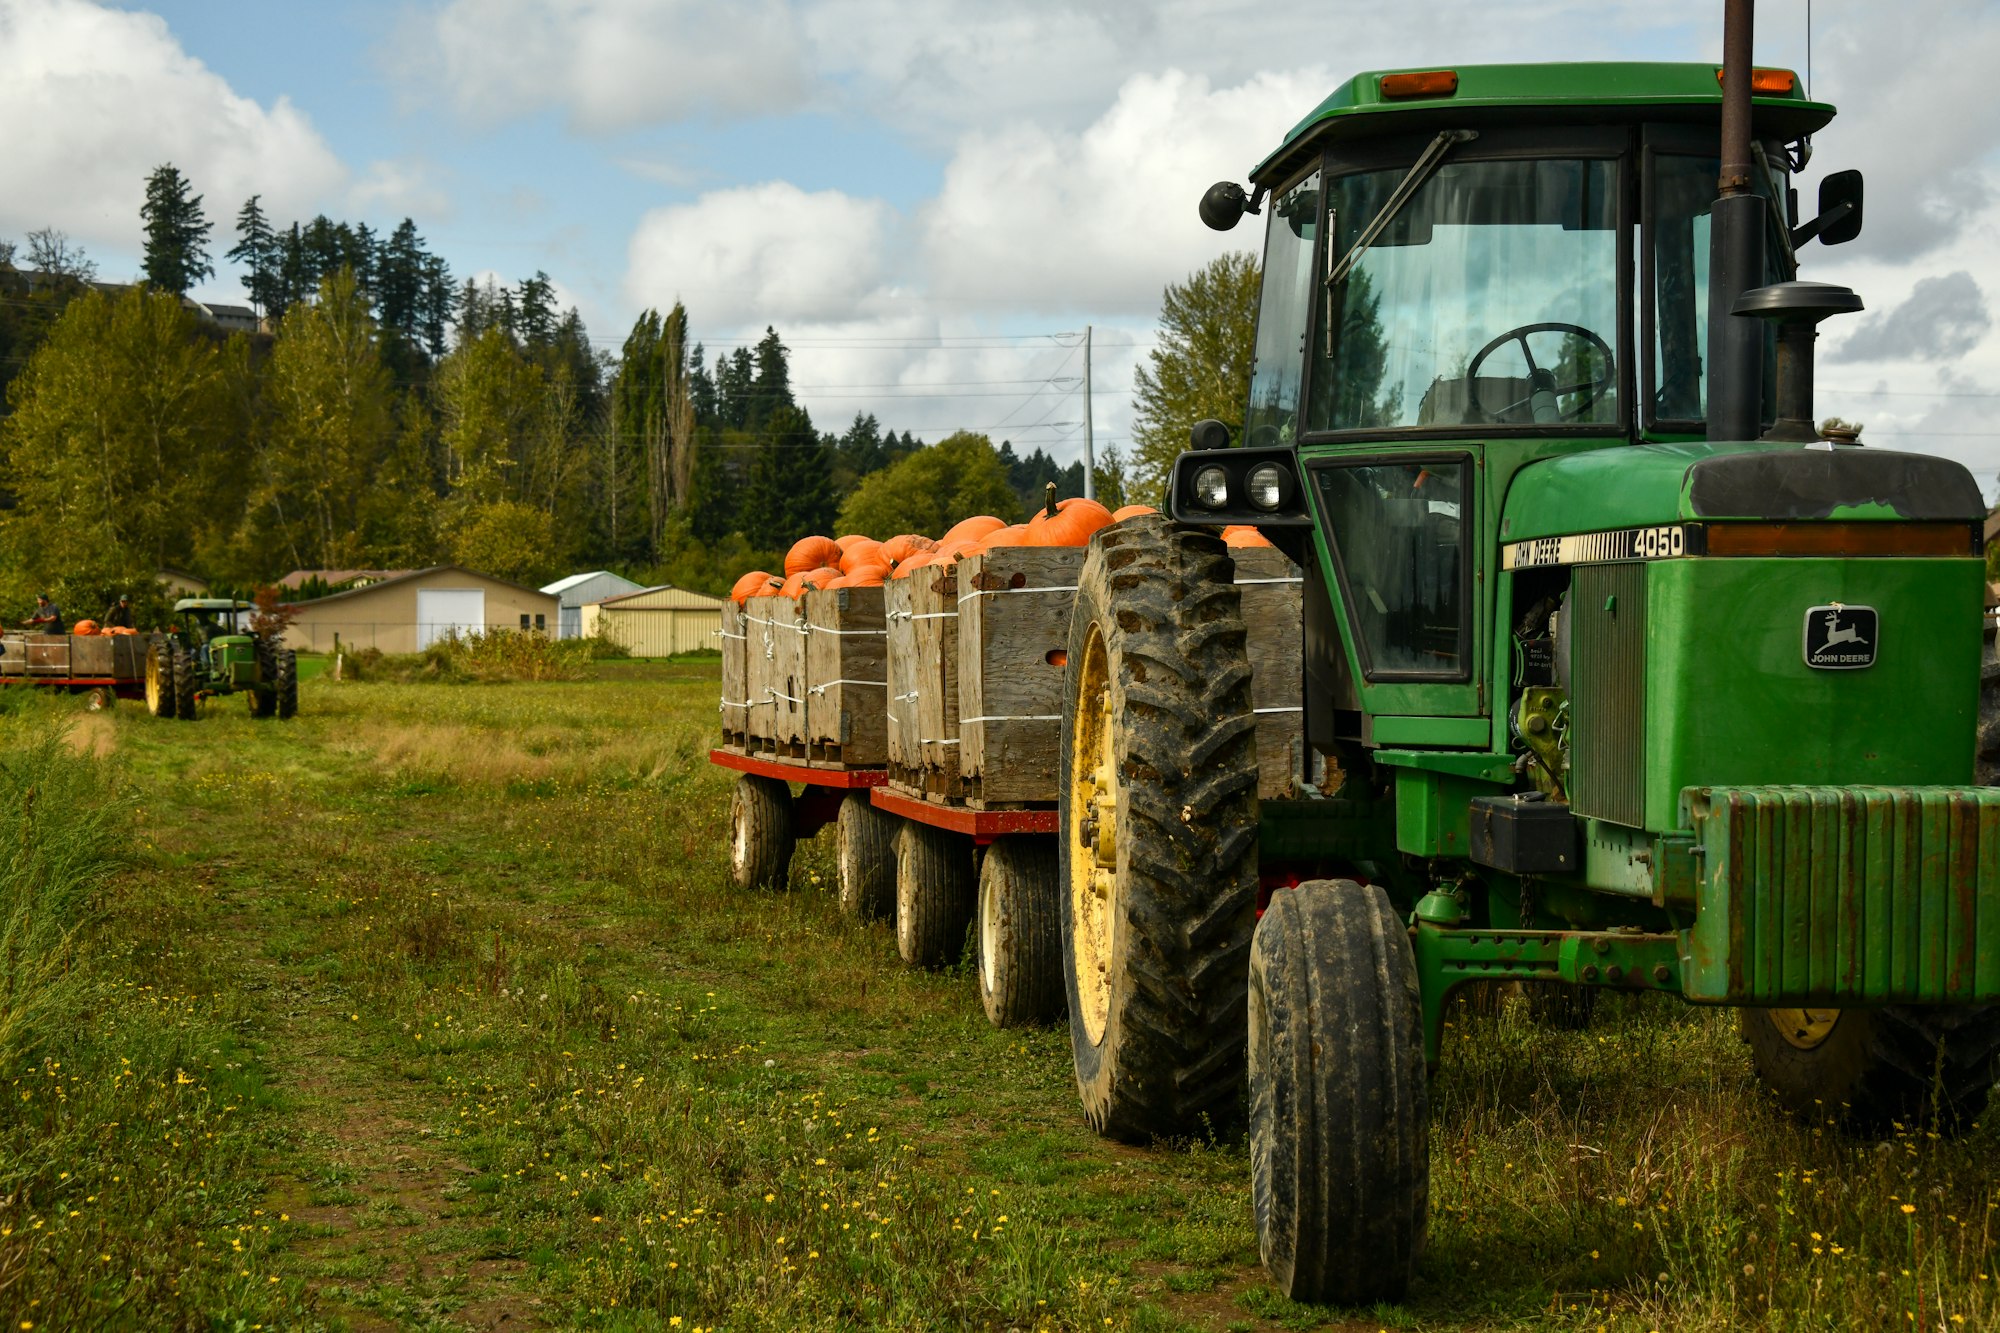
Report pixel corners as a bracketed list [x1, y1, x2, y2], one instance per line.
[1499, 443, 1985, 542]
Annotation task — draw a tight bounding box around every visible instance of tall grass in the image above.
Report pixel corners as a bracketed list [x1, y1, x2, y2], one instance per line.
[0, 724, 125, 1063]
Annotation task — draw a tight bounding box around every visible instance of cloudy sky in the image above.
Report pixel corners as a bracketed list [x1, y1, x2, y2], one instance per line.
[3, 0, 1998, 486]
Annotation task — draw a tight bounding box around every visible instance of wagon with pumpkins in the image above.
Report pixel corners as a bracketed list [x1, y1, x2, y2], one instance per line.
[711, 488, 1318, 1028]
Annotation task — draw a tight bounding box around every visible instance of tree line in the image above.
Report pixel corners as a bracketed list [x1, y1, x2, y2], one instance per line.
[0, 162, 1251, 620]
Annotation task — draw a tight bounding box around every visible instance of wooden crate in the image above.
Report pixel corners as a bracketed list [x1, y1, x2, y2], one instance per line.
[70, 635, 114, 676]
[718, 601, 748, 749]
[0, 634, 23, 676]
[884, 576, 923, 780]
[23, 634, 71, 675]
[803, 583, 888, 768]
[1232, 547, 1306, 800]
[957, 547, 1085, 806]
[885, 566, 963, 800]
[741, 597, 801, 754]
[771, 596, 811, 754]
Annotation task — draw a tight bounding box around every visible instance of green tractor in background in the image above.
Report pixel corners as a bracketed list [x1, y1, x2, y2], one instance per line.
[1057, 11, 2000, 1307]
[145, 598, 299, 721]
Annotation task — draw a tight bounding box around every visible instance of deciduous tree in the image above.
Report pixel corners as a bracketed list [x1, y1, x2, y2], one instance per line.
[835, 431, 1020, 538]
[1130, 251, 1259, 504]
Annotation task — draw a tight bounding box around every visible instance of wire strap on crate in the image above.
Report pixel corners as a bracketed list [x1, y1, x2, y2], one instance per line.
[809, 679, 887, 694]
[1254, 706, 1303, 714]
[765, 686, 803, 705]
[961, 713, 1062, 724]
[957, 584, 1079, 604]
[910, 611, 958, 621]
[714, 629, 746, 640]
[805, 624, 888, 636]
[1236, 576, 1303, 586]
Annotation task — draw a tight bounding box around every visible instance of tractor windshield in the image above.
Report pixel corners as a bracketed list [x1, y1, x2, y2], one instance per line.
[1306, 155, 1620, 434]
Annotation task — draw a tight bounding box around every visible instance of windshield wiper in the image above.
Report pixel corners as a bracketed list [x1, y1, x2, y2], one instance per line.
[1325, 128, 1478, 289]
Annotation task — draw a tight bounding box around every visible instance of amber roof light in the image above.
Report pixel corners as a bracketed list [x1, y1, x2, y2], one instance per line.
[1715, 67, 1798, 95]
[1380, 70, 1459, 99]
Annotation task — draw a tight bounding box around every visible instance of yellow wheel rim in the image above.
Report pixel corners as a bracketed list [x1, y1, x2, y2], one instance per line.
[1768, 1007, 1842, 1050]
[1068, 622, 1120, 1046]
[144, 648, 162, 712]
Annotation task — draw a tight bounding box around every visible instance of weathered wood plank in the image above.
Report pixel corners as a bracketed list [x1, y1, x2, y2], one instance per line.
[958, 547, 1083, 806]
[1232, 546, 1305, 800]
[884, 575, 923, 789]
[804, 584, 888, 768]
[741, 597, 788, 748]
[771, 596, 810, 750]
[719, 600, 748, 743]
[912, 565, 964, 799]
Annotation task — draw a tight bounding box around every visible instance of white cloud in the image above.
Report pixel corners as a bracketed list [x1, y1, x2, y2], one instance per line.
[350, 159, 454, 221]
[624, 181, 895, 329]
[416, 0, 811, 133]
[0, 0, 347, 260]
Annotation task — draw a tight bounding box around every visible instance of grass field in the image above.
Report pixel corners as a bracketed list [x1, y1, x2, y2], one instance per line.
[3, 664, 1999, 1331]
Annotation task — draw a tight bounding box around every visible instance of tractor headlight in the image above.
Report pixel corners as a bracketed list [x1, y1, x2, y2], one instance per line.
[1246, 462, 1293, 511]
[1192, 464, 1230, 509]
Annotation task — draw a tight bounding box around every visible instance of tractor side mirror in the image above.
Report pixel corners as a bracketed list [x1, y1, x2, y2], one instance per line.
[1199, 181, 1249, 232]
[1792, 169, 1864, 248]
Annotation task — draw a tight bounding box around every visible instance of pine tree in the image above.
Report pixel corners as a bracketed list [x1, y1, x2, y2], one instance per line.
[375, 219, 427, 349]
[517, 272, 557, 348]
[227, 196, 282, 318]
[419, 254, 454, 357]
[139, 163, 214, 297]
[716, 347, 754, 428]
[748, 326, 793, 430]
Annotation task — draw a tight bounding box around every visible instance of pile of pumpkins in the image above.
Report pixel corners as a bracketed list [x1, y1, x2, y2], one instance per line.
[729, 497, 1273, 605]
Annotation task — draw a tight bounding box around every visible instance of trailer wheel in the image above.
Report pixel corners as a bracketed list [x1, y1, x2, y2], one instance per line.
[84, 686, 116, 712]
[1743, 1005, 2000, 1133]
[1250, 880, 1428, 1305]
[171, 645, 199, 720]
[729, 774, 795, 891]
[895, 820, 974, 969]
[978, 836, 1064, 1028]
[836, 792, 898, 921]
[145, 638, 177, 719]
[1059, 515, 1259, 1141]
[275, 649, 299, 719]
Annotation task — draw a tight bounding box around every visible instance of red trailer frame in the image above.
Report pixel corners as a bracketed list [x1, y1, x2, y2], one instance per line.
[708, 748, 1056, 843]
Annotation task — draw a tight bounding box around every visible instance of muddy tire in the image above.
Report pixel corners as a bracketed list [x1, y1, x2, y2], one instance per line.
[1059, 515, 1259, 1141]
[895, 820, 975, 969]
[1250, 880, 1428, 1305]
[249, 639, 277, 718]
[275, 649, 299, 719]
[1743, 1005, 2000, 1133]
[729, 774, 794, 891]
[978, 836, 1064, 1028]
[84, 686, 116, 712]
[145, 638, 177, 719]
[836, 792, 897, 921]
[171, 644, 199, 720]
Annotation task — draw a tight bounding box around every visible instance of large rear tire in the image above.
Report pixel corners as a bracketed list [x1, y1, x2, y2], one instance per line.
[895, 820, 974, 969]
[144, 638, 176, 719]
[1250, 880, 1428, 1305]
[1059, 515, 1259, 1141]
[836, 792, 897, 921]
[171, 645, 199, 720]
[1742, 1005, 2000, 1133]
[978, 836, 1064, 1029]
[729, 774, 794, 891]
[275, 649, 299, 719]
[249, 638, 277, 718]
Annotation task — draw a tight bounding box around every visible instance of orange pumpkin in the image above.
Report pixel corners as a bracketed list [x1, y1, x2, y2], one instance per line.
[891, 552, 934, 578]
[939, 515, 1006, 548]
[1112, 504, 1157, 522]
[834, 533, 874, 551]
[71, 619, 100, 636]
[880, 533, 934, 565]
[845, 557, 893, 583]
[730, 570, 781, 604]
[1221, 525, 1274, 549]
[964, 524, 1030, 556]
[840, 539, 887, 573]
[785, 535, 844, 577]
[842, 565, 887, 588]
[1027, 496, 1115, 547]
[802, 565, 843, 593]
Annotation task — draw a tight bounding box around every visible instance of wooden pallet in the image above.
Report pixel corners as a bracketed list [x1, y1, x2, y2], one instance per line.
[718, 601, 748, 743]
[803, 583, 888, 769]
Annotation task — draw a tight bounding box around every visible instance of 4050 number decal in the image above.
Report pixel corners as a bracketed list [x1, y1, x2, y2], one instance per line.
[1501, 524, 1693, 570]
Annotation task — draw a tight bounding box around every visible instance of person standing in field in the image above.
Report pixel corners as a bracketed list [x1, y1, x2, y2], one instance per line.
[22, 594, 64, 633]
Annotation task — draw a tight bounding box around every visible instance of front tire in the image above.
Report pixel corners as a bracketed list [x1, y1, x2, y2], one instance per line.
[1250, 880, 1428, 1305]
[729, 774, 794, 891]
[1059, 516, 1259, 1141]
[275, 649, 299, 718]
[145, 638, 177, 719]
[171, 645, 199, 720]
[895, 820, 974, 969]
[978, 836, 1064, 1028]
[836, 793, 897, 921]
[1743, 1005, 2000, 1133]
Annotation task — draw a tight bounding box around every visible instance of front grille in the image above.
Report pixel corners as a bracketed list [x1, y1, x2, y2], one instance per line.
[1685, 785, 2000, 1004]
[1569, 563, 1648, 827]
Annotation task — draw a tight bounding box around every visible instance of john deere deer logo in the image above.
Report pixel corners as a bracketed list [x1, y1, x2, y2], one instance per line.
[1804, 604, 1878, 670]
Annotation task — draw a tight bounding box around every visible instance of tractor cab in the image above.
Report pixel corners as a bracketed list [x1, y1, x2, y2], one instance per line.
[174, 599, 257, 667]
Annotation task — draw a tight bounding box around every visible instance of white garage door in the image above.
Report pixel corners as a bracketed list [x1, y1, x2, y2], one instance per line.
[415, 589, 486, 649]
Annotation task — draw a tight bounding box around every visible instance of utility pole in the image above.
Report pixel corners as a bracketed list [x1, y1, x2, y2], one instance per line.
[1083, 324, 1096, 500]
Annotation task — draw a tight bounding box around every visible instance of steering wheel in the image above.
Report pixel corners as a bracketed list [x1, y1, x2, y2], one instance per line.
[1465, 322, 1615, 423]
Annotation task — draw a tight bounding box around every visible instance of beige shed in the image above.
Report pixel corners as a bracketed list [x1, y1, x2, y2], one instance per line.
[582, 585, 725, 657]
[282, 565, 560, 654]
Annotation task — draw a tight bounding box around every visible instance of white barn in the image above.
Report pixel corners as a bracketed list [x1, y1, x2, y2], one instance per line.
[541, 571, 645, 639]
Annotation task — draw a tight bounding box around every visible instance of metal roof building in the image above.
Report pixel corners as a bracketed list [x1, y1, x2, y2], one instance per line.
[540, 571, 646, 639]
[581, 585, 725, 658]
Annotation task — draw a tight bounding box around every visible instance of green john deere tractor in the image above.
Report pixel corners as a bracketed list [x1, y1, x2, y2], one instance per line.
[144, 598, 298, 721]
[1057, 26, 2000, 1307]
